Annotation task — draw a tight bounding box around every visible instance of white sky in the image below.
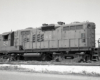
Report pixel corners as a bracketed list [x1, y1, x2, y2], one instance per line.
[0, 0, 100, 40]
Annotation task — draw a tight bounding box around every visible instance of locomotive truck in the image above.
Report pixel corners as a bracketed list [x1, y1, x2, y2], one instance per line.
[0, 21, 99, 62]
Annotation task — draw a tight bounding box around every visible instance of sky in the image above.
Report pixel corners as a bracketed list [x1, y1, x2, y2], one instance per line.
[0, 0, 100, 41]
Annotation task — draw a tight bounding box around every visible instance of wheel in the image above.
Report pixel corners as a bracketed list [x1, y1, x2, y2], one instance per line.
[2, 55, 10, 62]
[0, 56, 3, 62]
[9, 56, 16, 61]
[53, 54, 62, 62]
[41, 53, 46, 61]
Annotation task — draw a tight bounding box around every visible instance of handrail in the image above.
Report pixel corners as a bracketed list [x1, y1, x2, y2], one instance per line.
[0, 38, 95, 51]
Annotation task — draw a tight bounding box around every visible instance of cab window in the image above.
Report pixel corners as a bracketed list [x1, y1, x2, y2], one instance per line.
[3, 34, 9, 41]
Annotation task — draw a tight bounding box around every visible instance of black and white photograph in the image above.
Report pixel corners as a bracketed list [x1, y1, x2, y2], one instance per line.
[0, 0, 100, 80]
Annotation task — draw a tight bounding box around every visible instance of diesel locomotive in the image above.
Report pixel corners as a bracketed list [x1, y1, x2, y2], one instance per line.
[0, 21, 99, 62]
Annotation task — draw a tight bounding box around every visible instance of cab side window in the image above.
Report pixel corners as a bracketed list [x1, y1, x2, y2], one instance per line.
[3, 35, 9, 41]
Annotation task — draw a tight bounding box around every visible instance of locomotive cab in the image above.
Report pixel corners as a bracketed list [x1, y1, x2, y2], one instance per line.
[0, 31, 15, 52]
[2, 32, 14, 47]
[2, 32, 11, 47]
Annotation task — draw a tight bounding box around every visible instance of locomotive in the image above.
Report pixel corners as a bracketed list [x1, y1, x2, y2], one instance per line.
[0, 21, 99, 62]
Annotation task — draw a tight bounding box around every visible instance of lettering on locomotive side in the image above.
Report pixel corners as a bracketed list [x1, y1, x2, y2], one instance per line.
[23, 38, 29, 42]
[32, 34, 44, 42]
